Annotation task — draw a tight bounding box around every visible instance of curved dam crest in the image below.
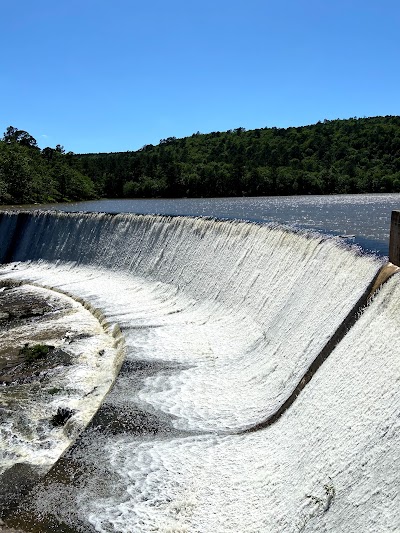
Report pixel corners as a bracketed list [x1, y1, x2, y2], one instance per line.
[0, 210, 399, 532]
[0, 211, 382, 432]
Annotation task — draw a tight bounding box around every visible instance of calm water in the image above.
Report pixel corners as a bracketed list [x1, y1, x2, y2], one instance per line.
[4, 193, 400, 256]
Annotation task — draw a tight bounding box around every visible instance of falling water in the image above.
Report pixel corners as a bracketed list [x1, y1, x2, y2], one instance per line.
[0, 211, 398, 532]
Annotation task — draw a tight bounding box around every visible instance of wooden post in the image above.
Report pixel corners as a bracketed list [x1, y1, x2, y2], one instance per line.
[389, 211, 400, 266]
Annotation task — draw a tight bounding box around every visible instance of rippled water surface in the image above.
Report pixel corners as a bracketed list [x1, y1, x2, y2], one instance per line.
[8, 193, 400, 256]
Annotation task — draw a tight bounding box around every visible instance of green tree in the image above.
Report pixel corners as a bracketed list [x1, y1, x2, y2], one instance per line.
[2, 126, 38, 149]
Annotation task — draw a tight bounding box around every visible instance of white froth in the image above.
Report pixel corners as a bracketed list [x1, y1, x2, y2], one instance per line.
[83, 275, 400, 532]
[0, 215, 381, 431]
[0, 212, 397, 532]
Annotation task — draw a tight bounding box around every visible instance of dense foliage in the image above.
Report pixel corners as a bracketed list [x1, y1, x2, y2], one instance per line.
[2, 116, 400, 204]
[71, 116, 400, 198]
[0, 127, 95, 204]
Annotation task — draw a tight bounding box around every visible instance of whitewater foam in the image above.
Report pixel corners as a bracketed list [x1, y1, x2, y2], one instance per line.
[0, 213, 382, 432]
[0, 212, 398, 532]
[80, 275, 400, 532]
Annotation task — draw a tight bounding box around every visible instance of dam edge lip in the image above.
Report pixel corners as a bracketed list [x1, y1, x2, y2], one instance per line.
[0, 209, 386, 262]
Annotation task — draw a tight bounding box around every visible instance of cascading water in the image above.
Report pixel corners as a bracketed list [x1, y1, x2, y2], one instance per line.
[0, 211, 398, 532]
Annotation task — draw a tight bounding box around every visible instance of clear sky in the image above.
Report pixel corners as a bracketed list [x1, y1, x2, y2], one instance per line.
[1, 0, 399, 153]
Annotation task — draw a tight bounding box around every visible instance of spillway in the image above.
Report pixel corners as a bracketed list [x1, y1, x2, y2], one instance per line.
[0, 211, 399, 532]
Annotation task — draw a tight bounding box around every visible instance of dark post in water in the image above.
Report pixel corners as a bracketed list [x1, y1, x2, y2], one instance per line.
[389, 211, 400, 266]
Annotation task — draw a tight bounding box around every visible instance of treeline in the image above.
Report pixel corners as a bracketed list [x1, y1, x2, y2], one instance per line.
[2, 116, 400, 204]
[71, 116, 400, 198]
[0, 127, 96, 204]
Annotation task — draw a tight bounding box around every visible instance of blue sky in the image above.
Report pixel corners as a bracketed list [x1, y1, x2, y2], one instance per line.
[1, 0, 399, 153]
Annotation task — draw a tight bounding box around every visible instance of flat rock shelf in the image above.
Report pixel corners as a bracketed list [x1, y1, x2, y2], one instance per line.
[0, 281, 123, 523]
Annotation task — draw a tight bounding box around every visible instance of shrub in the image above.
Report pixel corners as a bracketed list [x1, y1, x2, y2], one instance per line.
[20, 343, 50, 363]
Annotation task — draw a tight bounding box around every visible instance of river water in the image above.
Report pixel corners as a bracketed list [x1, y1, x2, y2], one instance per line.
[9, 193, 400, 256]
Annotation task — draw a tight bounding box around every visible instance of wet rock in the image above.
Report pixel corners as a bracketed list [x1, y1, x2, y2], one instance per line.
[0, 463, 41, 520]
[91, 404, 164, 436]
[51, 349, 73, 366]
[0, 348, 73, 386]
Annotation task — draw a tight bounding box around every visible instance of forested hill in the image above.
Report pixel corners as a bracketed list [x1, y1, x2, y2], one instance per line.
[0, 127, 95, 205]
[72, 116, 400, 198]
[1, 116, 400, 205]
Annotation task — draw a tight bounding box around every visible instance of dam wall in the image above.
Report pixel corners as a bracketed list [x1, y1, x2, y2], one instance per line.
[1, 210, 399, 532]
[0, 210, 383, 431]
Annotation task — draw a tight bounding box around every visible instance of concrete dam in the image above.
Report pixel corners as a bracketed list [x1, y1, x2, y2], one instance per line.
[0, 211, 399, 532]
